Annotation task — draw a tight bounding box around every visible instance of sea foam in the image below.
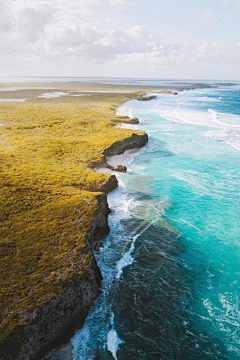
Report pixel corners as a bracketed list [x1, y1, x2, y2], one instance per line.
[107, 313, 124, 360]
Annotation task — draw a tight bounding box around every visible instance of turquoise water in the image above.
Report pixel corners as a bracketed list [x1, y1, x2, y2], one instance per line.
[72, 85, 240, 359]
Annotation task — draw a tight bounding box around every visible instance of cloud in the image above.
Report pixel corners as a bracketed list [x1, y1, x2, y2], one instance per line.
[45, 24, 164, 61]
[196, 11, 215, 26]
[0, 0, 13, 32]
[0, 0, 239, 79]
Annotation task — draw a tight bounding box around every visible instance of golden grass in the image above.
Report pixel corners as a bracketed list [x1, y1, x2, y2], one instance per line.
[0, 90, 142, 341]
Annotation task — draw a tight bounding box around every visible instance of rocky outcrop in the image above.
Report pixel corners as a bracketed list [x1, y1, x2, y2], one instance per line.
[92, 132, 148, 175]
[107, 164, 127, 173]
[0, 195, 110, 360]
[91, 174, 118, 194]
[93, 194, 111, 240]
[137, 95, 157, 101]
[103, 132, 148, 157]
[115, 116, 139, 124]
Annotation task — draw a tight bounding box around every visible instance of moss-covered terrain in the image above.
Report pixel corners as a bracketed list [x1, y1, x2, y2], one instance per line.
[0, 85, 147, 359]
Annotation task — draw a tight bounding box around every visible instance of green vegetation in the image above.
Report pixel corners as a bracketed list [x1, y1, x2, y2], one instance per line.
[0, 90, 142, 343]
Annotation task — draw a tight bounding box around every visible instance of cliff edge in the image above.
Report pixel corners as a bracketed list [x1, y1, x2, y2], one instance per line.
[0, 90, 148, 360]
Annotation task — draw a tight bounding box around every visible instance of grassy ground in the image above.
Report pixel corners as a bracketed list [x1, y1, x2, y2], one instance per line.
[0, 85, 143, 343]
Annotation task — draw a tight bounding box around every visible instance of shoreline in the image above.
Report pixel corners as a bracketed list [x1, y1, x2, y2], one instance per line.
[2, 81, 231, 359]
[46, 95, 152, 360]
[0, 86, 153, 360]
[0, 88, 141, 360]
[41, 82, 240, 359]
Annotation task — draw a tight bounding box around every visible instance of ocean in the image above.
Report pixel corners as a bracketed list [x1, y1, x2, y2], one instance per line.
[71, 84, 240, 359]
[0, 76, 239, 88]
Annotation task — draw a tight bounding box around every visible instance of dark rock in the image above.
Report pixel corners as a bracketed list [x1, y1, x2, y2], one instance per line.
[2, 257, 102, 360]
[92, 175, 118, 194]
[94, 241, 104, 253]
[107, 164, 127, 173]
[93, 194, 111, 240]
[104, 133, 148, 157]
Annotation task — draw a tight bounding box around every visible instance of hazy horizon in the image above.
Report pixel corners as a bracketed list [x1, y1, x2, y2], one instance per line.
[0, 76, 240, 82]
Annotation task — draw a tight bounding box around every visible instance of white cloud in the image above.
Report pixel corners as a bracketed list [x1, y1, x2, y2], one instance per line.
[0, 0, 239, 79]
[0, 0, 14, 32]
[124, 25, 145, 39]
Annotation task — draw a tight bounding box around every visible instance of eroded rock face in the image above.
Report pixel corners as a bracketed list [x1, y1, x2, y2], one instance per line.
[0, 195, 111, 360]
[1, 130, 148, 360]
[93, 194, 111, 240]
[17, 260, 101, 360]
[104, 132, 148, 157]
[92, 174, 118, 194]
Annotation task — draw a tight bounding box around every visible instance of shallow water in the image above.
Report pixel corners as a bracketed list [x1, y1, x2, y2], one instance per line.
[72, 85, 240, 359]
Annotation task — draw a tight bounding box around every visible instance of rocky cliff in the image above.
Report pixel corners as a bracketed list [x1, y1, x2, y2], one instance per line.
[0, 195, 110, 360]
[0, 107, 148, 360]
[103, 132, 148, 157]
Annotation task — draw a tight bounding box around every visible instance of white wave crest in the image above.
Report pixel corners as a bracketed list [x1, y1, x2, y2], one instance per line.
[107, 312, 124, 360]
[116, 220, 156, 279]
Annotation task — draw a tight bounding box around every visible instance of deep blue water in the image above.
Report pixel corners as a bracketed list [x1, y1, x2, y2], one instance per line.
[71, 85, 240, 359]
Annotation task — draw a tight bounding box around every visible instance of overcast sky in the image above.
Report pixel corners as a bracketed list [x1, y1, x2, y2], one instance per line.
[0, 0, 240, 79]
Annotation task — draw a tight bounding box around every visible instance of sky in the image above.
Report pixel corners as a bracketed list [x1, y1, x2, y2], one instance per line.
[0, 0, 240, 79]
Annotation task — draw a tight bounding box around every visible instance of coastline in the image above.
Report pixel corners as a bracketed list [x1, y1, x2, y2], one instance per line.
[47, 96, 152, 360]
[69, 93, 164, 360]
[42, 82, 240, 359]
[2, 81, 240, 359]
[94, 100, 146, 174]
[0, 86, 151, 360]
